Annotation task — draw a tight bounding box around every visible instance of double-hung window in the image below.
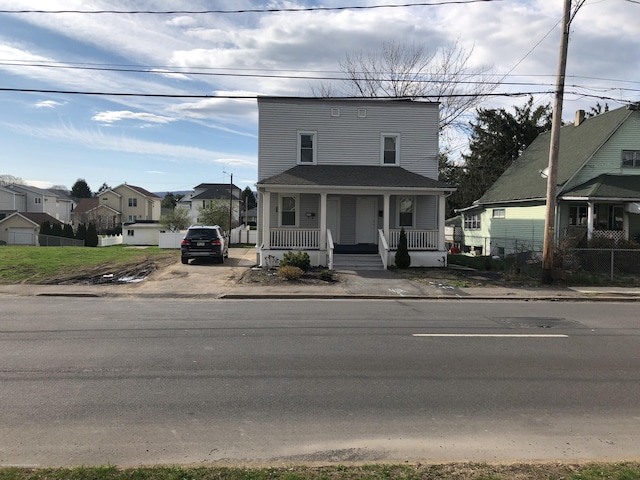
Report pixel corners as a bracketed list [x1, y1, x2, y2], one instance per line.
[280, 195, 297, 227]
[128, 198, 137, 207]
[381, 134, 400, 165]
[298, 131, 317, 164]
[622, 150, 640, 167]
[398, 196, 414, 228]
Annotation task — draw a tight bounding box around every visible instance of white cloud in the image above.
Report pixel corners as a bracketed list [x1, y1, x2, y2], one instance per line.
[92, 111, 176, 124]
[34, 100, 63, 109]
[4, 121, 257, 166]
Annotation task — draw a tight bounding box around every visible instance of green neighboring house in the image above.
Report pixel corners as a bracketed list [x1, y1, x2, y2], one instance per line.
[458, 104, 640, 256]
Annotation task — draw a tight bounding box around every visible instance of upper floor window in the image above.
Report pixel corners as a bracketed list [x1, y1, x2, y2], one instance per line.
[128, 198, 138, 207]
[464, 213, 481, 230]
[398, 196, 414, 227]
[622, 150, 640, 167]
[492, 209, 505, 219]
[298, 131, 316, 164]
[34, 197, 42, 204]
[381, 134, 400, 165]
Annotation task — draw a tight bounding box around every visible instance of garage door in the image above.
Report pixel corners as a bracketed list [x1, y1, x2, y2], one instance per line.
[9, 228, 36, 245]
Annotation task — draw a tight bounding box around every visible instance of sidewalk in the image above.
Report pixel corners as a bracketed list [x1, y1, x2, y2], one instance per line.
[1, 248, 640, 301]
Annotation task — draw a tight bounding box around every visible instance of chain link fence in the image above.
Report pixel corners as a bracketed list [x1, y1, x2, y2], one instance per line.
[563, 248, 640, 282]
[38, 234, 85, 247]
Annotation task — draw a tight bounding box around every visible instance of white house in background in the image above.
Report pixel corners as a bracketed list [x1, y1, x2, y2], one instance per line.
[255, 97, 454, 269]
[176, 183, 242, 227]
[1, 184, 75, 223]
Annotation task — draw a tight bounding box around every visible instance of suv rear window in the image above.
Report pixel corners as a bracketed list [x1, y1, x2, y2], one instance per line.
[185, 228, 220, 240]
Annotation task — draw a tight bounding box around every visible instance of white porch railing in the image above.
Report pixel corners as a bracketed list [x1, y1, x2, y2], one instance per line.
[389, 229, 439, 250]
[327, 229, 334, 270]
[270, 228, 320, 249]
[378, 229, 389, 269]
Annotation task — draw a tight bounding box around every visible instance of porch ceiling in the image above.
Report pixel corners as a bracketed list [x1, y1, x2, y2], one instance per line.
[258, 165, 453, 190]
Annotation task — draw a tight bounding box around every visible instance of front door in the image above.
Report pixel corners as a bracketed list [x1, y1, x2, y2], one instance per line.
[356, 197, 377, 244]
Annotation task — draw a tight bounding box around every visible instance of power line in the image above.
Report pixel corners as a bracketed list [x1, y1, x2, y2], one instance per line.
[0, 87, 635, 103]
[0, 1, 502, 15]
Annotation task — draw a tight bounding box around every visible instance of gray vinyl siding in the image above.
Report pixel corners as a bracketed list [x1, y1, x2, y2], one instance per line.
[564, 111, 640, 192]
[258, 98, 439, 181]
[416, 196, 437, 230]
[299, 194, 319, 229]
[340, 196, 357, 244]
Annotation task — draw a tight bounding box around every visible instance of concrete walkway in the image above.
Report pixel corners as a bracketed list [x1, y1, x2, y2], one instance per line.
[1, 248, 640, 301]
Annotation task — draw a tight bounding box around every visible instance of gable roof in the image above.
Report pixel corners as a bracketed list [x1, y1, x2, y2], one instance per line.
[192, 185, 242, 201]
[0, 212, 62, 226]
[477, 106, 634, 205]
[258, 165, 452, 190]
[73, 198, 120, 215]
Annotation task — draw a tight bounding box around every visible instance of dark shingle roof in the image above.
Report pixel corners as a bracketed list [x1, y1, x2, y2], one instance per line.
[258, 165, 452, 190]
[477, 106, 634, 205]
[561, 174, 640, 199]
[19, 212, 62, 225]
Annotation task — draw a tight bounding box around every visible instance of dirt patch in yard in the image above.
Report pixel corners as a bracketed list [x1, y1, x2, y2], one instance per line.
[237, 267, 338, 286]
[41, 254, 180, 285]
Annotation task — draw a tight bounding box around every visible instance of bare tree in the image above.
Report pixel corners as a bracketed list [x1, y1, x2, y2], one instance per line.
[312, 39, 498, 133]
[0, 174, 26, 186]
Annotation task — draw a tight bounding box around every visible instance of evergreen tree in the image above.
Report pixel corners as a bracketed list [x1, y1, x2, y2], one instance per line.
[85, 223, 98, 247]
[51, 223, 63, 237]
[62, 224, 75, 238]
[446, 97, 553, 215]
[39, 221, 52, 236]
[394, 227, 411, 269]
[76, 223, 87, 242]
[161, 192, 178, 210]
[242, 187, 257, 210]
[71, 179, 93, 198]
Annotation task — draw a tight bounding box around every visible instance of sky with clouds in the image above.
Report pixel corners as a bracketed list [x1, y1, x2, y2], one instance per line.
[1, 0, 638, 193]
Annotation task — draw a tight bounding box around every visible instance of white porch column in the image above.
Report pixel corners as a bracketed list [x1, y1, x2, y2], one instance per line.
[383, 193, 390, 244]
[438, 194, 446, 251]
[319, 192, 327, 250]
[262, 191, 271, 249]
[587, 201, 594, 240]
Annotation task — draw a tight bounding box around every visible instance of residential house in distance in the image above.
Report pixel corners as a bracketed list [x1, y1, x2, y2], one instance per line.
[255, 97, 454, 269]
[0, 211, 62, 245]
[72, 183, 161, 231]
[458, 105, 640, 256]
[1, 184, 74, 223]
[176, 183, 242, 227]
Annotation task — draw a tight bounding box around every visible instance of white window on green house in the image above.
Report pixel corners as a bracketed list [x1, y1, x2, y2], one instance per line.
[398, 196, 414, 227]
[464, 213, 481, 229]
[281, 196, 296, 226]
[298, 132, 316, 164]
[492, 209, 505, 219]
[622, 150, 640, 167]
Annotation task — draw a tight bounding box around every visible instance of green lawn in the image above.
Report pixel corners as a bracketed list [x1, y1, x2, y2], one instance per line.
[0, 245, 176, 284]
[1, 463, 639, 480]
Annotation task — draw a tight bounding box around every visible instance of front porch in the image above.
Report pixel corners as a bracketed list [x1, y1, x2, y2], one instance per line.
[258, 191, 449, 269]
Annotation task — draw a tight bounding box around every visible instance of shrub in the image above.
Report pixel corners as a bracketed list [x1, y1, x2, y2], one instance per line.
[319, 269, 335, 282]
[280, 250, 311, 271]
[277, 265, 304, 280]
[394, 227, 411, 269]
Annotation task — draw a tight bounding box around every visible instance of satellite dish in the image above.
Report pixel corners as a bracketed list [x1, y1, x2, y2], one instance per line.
[539, 167, 549, 179]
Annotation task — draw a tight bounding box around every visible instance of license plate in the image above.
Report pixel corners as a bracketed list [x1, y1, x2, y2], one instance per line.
[197, 241, 205, 246]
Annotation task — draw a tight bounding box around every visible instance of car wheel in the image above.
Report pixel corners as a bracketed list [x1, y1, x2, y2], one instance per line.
[218, 255, 224, 264]
[181, 257, 188, 264]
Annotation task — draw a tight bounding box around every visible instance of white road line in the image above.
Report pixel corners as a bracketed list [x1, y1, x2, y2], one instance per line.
[412, 334, 569, 338]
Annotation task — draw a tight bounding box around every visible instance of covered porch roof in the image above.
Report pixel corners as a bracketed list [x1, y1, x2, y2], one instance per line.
[258, 165, 453, 192]
[560, 174, 640, 201]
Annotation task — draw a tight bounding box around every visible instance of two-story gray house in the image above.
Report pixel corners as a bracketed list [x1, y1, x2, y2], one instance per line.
[256, 97, 454, 269]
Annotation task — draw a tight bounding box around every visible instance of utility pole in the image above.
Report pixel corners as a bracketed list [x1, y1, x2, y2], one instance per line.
[541, 0, 572, 284]
[228, 173, 233, 234]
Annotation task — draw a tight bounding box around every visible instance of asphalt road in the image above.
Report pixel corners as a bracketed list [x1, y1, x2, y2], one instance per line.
[1, 298, 639, 466]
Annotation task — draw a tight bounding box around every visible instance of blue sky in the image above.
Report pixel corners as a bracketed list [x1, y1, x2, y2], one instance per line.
[1, 0, 639, 194]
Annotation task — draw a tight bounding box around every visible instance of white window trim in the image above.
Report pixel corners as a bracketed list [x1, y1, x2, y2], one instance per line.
[297, 131, 317, 165]
[492, 209, 505, 219]
[279, 194, 299, 227]
[380, 133, 400, 166]
[396, 196, 416, 228]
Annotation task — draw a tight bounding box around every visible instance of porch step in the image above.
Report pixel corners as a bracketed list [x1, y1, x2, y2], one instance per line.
[332, 253, 385, 271]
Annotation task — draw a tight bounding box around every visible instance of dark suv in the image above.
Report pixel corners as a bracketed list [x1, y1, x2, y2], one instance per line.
[181, 225, 229, 264]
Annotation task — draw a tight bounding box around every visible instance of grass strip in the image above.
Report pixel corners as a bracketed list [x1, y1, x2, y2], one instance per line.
[1, 463, 640, 480]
